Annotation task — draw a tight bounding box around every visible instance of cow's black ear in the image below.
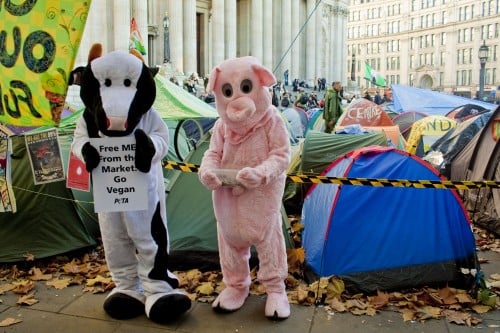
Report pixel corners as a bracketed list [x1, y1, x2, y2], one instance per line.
[149, 66, 159, 78]
[69, 66, 86, 86]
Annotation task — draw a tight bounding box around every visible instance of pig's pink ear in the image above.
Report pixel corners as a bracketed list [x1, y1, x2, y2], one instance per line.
[251, 64, 276, 87]
[207, 67, 221, 93]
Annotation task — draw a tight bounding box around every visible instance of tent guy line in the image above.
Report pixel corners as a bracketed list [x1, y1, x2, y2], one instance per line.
[162, 160, 500, 190]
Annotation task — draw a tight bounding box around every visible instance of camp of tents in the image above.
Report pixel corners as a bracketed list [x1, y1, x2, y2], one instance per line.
[2, 80, 500, 294]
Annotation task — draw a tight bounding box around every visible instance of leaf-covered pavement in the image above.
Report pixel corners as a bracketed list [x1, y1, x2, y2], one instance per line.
[0, 219, 499, 328]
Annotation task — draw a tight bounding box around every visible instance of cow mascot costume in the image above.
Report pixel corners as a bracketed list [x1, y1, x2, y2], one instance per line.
[198, 56, 291, 319]
[70, 44, 191, 323]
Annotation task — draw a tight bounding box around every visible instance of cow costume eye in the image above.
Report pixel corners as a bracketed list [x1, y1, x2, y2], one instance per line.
[104, 78, 111, 87]
[240, 79, 252, 94]
[124, 79, 131, 87]
[222, 83, 233, 97]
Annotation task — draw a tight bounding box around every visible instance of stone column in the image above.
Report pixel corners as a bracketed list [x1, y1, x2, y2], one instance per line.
[78, 0, 107, 65]
[290, 1, 300, 83]
[225, 0, 237, 59]
[113, 0, 130, 51]
[250, 0, 263, 61]
[168, 0, 183, 74]
[212, 0, 225, 67]
[183, 0, 197, 76]
[280, 0, 292, 82]
[305, 0, 316, 83]
[262, 0, 273, 69]
[315, 3, 322, 81]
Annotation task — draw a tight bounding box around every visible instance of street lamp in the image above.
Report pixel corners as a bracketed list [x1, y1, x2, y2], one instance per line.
[351, 52, 356, 82]
[163, 12, 170, 63]
[478, 41, 489, 100]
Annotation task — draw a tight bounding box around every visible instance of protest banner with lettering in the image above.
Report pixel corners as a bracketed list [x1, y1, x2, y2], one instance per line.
[25, 129, 65, 184]
[0, 1, 92, 127]
[90, 137, 147, 213]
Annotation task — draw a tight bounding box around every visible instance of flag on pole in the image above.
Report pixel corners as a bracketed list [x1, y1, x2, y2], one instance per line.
[129, 17, 146, 56]
[364, 62, 387, 87]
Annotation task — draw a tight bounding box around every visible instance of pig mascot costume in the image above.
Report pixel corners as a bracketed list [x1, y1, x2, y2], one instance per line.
[198, 57, 291, 319]
[70, 44, 191, 323]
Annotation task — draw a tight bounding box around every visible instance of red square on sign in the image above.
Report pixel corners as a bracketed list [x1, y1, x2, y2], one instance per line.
[66, 152, 90, 191]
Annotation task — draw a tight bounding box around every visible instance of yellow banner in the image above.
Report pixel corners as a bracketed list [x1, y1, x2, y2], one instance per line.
[0, 0, 92, 127]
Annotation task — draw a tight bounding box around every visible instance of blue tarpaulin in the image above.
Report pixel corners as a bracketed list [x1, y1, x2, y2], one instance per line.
[391, 85, 497, 116]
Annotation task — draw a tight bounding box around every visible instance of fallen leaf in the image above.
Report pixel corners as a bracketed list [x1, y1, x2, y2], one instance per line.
[195, 282, 214, 295]
[401, 308, 416, 321]
[350, 306, 376, 316]
[12, 280, 35, 294]
[29, 267, 52, 281]
[23, 253, 35, 261]
[472, 304, 492, 314]
[0, 318, 22, 327]
[47, 278, 72, 289]
[328, 297, 347, 312]
[297, 285, 309, 303]
[185, 269, 202, 283]
[455, 293, 473, 304]
[17, 292, 38, 306]
[63, 259, 88, 275]
[326, 277, 344, 300]
[490, 273, 500, 280]
[345, 299, 368, 310]
[443, 309, 471, 325]
[416, 306, 441, 320]
[0, 283, 15, 295]
[437, 286, 458, 305]
[85, 275, 112, 287]
[287, 248, 305, 274]
[368, 290, 389, 309]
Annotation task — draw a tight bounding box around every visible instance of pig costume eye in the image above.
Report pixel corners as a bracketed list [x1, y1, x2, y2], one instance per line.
[222, 83, 233, 97]
[240, 79, 252, 93]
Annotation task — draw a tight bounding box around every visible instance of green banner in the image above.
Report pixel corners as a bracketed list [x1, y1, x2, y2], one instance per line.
[364, 62, 387, 87]
[0, 0, 92, 127]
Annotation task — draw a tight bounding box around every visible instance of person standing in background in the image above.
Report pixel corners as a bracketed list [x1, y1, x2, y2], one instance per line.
[323, 81, 343, 134]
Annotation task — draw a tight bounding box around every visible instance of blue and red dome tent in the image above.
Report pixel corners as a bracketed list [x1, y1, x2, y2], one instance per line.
[301, 146, 479, 292]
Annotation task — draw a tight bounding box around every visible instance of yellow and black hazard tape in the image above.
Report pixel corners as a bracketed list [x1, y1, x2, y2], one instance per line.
[162, 160, 500, 190]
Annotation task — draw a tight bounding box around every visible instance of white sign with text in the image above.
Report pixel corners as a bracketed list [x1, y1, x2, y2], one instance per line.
[90, 137, 147, 212]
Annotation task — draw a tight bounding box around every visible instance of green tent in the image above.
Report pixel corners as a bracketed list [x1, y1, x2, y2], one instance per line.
[154, 75, 218, 120]
[0, 133, 99, 262]
[166, 132, 294, 271]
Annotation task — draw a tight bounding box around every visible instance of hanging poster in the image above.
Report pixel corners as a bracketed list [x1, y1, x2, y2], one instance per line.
[25, 129, 65, 184]
[0, 137, 16, 213]
[66, 151, 90, 192]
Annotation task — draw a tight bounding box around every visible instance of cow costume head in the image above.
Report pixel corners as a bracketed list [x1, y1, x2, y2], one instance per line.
[74, 44, 159, 137]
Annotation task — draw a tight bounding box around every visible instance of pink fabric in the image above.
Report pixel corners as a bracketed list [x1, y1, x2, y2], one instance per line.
[199, 57, 290, 315]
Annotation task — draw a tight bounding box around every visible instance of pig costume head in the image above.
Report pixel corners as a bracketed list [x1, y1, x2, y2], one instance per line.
[207, 56, 276, 136]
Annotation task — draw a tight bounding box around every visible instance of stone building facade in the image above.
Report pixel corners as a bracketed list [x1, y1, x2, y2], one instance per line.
[347, 0, 500, 100]
[74, 0, 349, 89]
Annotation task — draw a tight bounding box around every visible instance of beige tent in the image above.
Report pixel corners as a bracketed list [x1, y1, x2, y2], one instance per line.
[450, 105, 500, 235]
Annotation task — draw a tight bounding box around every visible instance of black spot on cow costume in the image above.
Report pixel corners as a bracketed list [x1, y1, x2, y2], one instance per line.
[70, 44, 191, 323]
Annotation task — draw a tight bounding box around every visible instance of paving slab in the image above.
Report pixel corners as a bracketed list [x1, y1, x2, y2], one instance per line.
[0, 306, 120, 333]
